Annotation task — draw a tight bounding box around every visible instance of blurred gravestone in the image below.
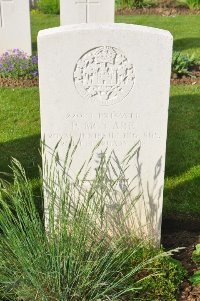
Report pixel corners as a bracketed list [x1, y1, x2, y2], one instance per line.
[0, 0, 31, 55]
[38, 23, 173, 244]
[30, 0, 37, 9]
[60, 0, 115, 24]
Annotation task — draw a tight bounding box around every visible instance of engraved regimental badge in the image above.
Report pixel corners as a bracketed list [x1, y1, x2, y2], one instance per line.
[74, 46, 135, 106]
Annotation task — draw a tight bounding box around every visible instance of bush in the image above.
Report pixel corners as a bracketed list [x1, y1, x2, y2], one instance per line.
[185, 0, 200, 9]
[116, 0, 145, 8]
[37, 0, 60, 14]
[0, 49, 38, 79]
[140, 256, 186, 300]
[172, 51, 196, 78]
[0, 144, 185, 301]
[190, 244, 200, 286]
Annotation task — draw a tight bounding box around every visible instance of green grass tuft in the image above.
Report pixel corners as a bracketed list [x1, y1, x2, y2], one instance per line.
[0, 149, 185, 301]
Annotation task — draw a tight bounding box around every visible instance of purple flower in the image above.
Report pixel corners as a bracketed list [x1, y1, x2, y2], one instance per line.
[0, 49, 38, 79]
[31, 56, 38, 64]
[33, 70, 39, 77]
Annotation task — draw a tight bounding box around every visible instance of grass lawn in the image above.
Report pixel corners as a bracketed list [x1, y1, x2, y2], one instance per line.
[31, 13, 200, 58]
[116, 15, 200, 58]
[31, 13, 59, 53]
[164, 85, 200, 217]
[0, 88, 40, 179]
[0, 13, 199, 218]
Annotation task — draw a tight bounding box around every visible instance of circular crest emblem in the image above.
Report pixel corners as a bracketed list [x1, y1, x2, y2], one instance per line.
[73, 46, 135, 106]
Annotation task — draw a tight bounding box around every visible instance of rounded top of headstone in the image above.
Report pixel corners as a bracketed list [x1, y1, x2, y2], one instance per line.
[38, 23, 173, 41]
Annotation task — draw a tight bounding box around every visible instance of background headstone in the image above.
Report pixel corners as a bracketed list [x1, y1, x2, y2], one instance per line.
[38, 23, 173, 243]
[0, 0, 32, 55]
[60, 0, 115, 25]
[30, 0, 37, 9]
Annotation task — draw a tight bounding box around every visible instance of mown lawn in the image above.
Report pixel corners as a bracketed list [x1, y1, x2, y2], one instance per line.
[0, 13, 199, 218]
[31, 13, 200, 58]
[0, 88, 40, 179]
[116, 15, 200, 57]
[164, 85, 200, 217]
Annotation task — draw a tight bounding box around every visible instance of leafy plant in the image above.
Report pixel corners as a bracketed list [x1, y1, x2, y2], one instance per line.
[116, 0, 132, 8]
[31, 9, 42, 15]
[140, 256, 186, 300]
[0, 143, 185, 301]
[37, 0, 60, 14]
[172, 51, 196, 78]
[116, 0, 146, 9]
[185, 0, 200, 10]
[0, 49, 38, 79]
[192, 244, 200, 263]
[190, 244, 200, 286]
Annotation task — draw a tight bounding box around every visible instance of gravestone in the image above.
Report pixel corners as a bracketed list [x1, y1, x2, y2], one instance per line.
[38, 23, 173, 244]
[60, 0, 115, 25]
[0, 0, 31, 55]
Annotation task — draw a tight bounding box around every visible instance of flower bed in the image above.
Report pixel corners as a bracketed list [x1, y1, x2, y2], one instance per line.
[0, 49, 38, 85]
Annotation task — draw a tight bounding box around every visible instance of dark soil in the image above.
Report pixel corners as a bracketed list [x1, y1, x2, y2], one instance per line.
[0, 77, 38, 88]
[0, 70, 199, 88]
[162, 216, 200, 301]
[172, 65, 200, 86]
[116, 6, 200, 16]
[1, 64, 199, 88]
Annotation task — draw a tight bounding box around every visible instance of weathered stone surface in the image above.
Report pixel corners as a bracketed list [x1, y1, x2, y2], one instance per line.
[0, 0, 31, 55]
[38, 23, 173, 243]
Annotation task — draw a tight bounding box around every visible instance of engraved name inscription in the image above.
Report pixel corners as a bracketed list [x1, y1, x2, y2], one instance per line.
[74, 46, 135, 106]
[46, 112, 161, 149]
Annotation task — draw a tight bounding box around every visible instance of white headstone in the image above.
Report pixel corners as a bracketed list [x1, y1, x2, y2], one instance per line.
[60, 0, 115, 25]
[0, 0, 31, 55]
[38, 24, 173, 244]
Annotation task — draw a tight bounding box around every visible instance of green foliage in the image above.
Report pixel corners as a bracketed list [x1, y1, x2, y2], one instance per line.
[31, 9, 42, 15]
[190, 271, 200, 286]
[37, 0, 60, 14]
[116, 0, 133, 8]
[190, 244, 200, 286]
[185, 0, 200, 10]
[192, 244, 200, 263]
[116, 0, 200, 9]
[0, 49, 38, 79]
[140, 257, 186, 300]
[0, 146, 185, 301]
[172, 51, 196, 78]
[116, 0, 145, 9]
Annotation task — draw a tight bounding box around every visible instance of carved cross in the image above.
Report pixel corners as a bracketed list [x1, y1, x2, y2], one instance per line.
[75, 0, 100, 23]
[0, 0, 13, 27]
